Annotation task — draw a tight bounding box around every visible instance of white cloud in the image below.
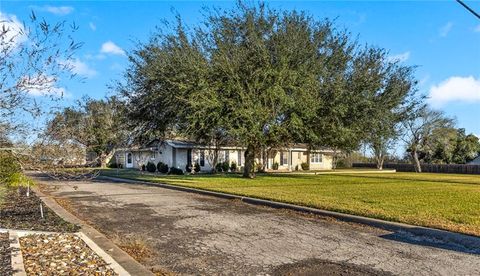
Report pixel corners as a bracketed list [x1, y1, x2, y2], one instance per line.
[40, 6, 74, 16]
[17, 75, 67, 97]
[65, 59, 97, 77]
[388, 51, 410, 63]
[428, 76, 480, 106]
[0, 12, 26, 50]
[84, 53, 106, 60]
[418, 74, 430, 88]
[27, 86, 66, 97]
[100, 41, 125, 56]
[89, 22, 96, 31]
[439, 22, 453, 37]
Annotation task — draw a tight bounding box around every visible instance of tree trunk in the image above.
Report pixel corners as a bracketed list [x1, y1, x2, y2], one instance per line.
[376, 156, 384, 170]
[410, 150, 422, 173]
[262, 148, 269, 172]
[243, 144, 255, 178]
[99, 153, 107, 168]
[212, 148, 218, 173]
[99, 150, 115, 168]
[332, 149, 338, 170]
[375, 151, 384, 170]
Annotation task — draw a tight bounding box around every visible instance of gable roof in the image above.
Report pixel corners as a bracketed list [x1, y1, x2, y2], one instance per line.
[468, 155, 480, 165]
[137, 139, 335, 152]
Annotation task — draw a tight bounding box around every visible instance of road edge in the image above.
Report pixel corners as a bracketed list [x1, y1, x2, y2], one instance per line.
[99, 175, 480, 253]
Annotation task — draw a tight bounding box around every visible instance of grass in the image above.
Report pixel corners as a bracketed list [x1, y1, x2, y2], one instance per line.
[100, 169, 480, 236]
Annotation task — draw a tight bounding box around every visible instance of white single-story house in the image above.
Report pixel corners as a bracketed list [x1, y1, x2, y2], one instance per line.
[113, 139, 335, 172]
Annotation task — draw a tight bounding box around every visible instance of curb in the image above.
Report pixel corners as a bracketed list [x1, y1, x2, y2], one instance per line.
[31, 185, 154, 276]
[9, 231, 26, 276]
[77, 232, 130, 276]
[99, 175, 480, 253]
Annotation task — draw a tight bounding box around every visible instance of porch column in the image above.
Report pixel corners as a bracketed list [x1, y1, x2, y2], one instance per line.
[288, 150, 292, 171]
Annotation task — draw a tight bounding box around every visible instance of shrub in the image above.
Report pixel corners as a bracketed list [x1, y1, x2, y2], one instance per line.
[221, 161, 230, 172]
[194, 162, 201, 173]
[168, 167, 184, 175]
[157, 162, 169, 174]
[272, 162, 279, 170]
[141, 164, 146, 171]
[301, 162, 309, 171]
[146, 162, 156, 173]
[107, 162, 118, 168]
[230, 161, 237, 172]
[295, 165, 299, 171]
[215, 162, 223, 172]
[256, 162, 264, 172]
[0, 151, 22, 187]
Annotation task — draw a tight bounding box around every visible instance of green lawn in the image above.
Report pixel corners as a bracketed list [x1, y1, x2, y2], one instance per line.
[100, 169, 480, 236]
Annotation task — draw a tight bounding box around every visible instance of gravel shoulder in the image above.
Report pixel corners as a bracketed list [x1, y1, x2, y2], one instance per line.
[0, 232, 12, 275]
[37, 177, 480, 276]
[19, 233, 117, 275]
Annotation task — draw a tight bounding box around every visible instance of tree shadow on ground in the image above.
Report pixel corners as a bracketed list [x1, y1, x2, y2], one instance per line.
[379, 228, 480, 255]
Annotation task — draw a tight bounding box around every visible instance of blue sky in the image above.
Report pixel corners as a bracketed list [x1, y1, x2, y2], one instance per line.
[2, 1, 480, 139]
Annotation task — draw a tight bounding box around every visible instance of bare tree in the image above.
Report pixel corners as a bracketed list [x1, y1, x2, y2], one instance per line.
[402, 106, 455, 172]
[1, 11, 82, 126]
[0, 11, 87, 181]
[45, 96, 127, 168]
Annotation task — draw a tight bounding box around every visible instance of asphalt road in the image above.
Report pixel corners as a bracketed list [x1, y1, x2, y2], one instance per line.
[37, 177, 480, 275]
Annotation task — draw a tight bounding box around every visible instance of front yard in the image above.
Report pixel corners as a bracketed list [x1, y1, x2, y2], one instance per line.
[101, 169, 480, 236]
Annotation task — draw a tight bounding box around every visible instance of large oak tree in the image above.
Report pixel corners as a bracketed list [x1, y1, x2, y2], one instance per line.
[119, 2, 419, 177]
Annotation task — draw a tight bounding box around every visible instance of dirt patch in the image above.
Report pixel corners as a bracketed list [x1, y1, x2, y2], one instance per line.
[110, 233, 153, 263]
[0, 232, 12, 276]
[0, 187, 79, 232]
[273, 259, 393, 276]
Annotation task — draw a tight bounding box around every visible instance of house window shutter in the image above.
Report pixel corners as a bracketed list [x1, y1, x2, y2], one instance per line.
[280, 152, 288, 166]
[238, 151, 242, 165]
[200, 150, 205, 166]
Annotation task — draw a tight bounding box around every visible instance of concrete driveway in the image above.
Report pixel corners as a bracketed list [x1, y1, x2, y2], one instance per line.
[36, 177, 480, 276]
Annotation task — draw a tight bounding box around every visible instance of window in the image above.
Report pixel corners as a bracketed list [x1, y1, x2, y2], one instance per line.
[127, 153, 132, 164]
[310, 153, 323, 163]
[151, 151, 156, 160]
[225, 150, 230, 163]
[298, 152, 301, 159]
[280, 152, 288, 166]
[200, 150, 205, 166]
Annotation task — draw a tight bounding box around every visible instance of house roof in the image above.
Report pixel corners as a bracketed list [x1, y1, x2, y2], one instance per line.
[124, 139, 335, 152]
[468, 155, 480, 165]
[165, 140, 245, 150]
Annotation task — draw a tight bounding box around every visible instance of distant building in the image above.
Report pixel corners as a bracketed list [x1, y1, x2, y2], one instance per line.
[468, 155, 480, 165]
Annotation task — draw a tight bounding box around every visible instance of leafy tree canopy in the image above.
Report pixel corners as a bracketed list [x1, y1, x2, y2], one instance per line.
[118, 1, 419, 177]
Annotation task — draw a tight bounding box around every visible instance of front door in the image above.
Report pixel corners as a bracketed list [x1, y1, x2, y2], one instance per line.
[126, 152, 133, 168]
